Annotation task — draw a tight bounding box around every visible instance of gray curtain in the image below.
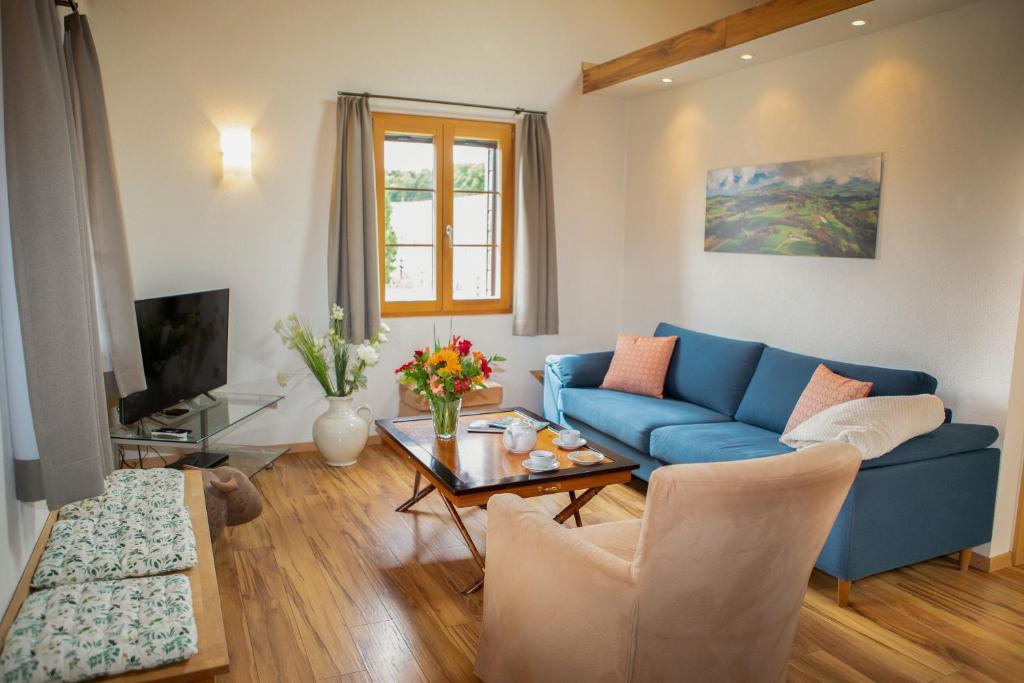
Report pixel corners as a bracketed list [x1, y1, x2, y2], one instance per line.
[2, 0, 114, 508]
[64, 13, 146, 398]
[327, 95, 380, 342]
[513, 113, 558, 336]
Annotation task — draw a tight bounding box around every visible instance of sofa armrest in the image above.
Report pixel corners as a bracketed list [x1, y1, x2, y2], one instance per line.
[864, 422, 999, 470]
[545, 351, 613, 388]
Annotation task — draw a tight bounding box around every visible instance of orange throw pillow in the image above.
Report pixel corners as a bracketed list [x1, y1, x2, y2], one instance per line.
[600, 335, 677, 398]
[783, 364, 873, 435]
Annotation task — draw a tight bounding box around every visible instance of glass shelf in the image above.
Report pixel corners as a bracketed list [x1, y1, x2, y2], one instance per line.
[110, 391, 283, 446]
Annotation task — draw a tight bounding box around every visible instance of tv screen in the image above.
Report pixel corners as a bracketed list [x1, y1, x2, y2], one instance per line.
[119, 289, 229, 425]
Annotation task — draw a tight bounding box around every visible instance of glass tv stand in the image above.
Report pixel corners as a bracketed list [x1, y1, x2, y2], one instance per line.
[110, 391, 287, 478]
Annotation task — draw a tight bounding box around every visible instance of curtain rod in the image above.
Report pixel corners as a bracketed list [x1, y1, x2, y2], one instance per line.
[338, 91, 545, 116]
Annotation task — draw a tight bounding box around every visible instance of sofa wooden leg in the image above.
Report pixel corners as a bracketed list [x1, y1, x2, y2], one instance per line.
[837, 579, 852, 607]
[959, 548, 973, 573]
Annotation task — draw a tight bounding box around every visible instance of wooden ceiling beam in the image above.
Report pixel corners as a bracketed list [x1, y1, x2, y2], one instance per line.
[581, 0, 872, 94]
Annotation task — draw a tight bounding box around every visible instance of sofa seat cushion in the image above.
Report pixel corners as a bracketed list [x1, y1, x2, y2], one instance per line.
[654, 323, 765, 417]
[859, 423, 999, 470]
[560, 388, 730, 452]
[735, 347, 938, 434]
[650, 422, 793, 465]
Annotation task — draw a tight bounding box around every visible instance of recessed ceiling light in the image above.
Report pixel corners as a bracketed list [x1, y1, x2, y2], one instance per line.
[661, 77, 673, 83]
[740, 53, 755, 60]
[851, 19, 867, 27]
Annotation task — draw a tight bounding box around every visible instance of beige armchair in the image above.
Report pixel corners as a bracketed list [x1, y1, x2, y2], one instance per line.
[475, 441, 860, 683]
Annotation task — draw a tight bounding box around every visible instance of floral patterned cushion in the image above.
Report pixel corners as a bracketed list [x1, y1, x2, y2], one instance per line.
[59, 469, 185, 520]
[31, 506, 197, 589]
[0, 575, 198, 683]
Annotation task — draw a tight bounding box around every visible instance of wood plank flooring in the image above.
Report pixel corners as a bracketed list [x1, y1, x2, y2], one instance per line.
[213, 447, 1024, 682]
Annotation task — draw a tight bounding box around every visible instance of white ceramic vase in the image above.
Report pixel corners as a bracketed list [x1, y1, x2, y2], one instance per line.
[313, 396, 373, 467]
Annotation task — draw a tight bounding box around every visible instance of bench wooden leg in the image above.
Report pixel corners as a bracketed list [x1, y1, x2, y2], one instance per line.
[837, 579, 852, 607]
[959, 548, 973, 573]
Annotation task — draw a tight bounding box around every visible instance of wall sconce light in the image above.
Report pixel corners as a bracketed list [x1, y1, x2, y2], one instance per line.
[220, 128, 252, 176]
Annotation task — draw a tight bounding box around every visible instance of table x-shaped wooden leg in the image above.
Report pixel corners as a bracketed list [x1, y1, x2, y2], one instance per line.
[395, 474, 606, 594]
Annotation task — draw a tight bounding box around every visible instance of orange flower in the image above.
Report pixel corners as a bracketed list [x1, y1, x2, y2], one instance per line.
[428, 348, 462, 375]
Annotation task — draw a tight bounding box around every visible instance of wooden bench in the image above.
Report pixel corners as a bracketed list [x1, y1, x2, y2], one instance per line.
[0, 470, 229, 682]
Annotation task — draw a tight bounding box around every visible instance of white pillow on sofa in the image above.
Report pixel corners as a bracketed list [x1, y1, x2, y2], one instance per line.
[780, 394, 945, 460]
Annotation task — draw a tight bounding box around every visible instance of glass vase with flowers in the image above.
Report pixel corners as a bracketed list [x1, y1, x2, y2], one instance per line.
[395, 334, 504, 440]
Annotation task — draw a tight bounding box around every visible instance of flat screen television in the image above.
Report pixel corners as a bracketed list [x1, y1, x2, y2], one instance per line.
[119, 289, 229, 425]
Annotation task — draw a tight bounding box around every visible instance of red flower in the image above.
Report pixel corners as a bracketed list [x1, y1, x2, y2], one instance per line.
[479, 358, 492, 379]
[457, 338, 473, 356]
[454, 377, 472, 394]
[395, 360, 415, 374]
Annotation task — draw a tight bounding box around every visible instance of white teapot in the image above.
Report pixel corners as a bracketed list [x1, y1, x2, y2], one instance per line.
[502, 419, 538, 453]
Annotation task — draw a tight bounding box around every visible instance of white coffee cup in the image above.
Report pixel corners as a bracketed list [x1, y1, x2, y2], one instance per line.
[559, 429, 582, 446]
[528, 450, 556, 468]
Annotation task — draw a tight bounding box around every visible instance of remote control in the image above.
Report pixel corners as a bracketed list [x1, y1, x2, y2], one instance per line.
[151, 427, 191, 440]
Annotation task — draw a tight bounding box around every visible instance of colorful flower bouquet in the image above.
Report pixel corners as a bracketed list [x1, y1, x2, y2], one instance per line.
[395, 334, 505, 439]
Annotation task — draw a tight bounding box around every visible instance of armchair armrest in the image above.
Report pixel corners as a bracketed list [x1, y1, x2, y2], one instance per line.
[545, 351, 614, 388]
[476, 494, 636, 682]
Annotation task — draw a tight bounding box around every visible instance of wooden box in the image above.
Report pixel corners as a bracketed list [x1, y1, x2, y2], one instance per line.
[398, 380, 503, 417]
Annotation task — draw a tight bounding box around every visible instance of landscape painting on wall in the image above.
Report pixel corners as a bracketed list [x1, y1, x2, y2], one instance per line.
[704, 153, 882, 258]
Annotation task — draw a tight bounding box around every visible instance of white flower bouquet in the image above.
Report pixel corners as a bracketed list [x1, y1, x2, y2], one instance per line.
[274, 305, 388, 397]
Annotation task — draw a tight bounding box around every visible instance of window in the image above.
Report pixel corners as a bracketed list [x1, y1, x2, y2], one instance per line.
[373, 113, 514, 316]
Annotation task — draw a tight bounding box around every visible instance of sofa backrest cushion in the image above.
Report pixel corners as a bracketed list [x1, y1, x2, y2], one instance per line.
[735, 347, 939, 434]
[653, 323, 766, 417]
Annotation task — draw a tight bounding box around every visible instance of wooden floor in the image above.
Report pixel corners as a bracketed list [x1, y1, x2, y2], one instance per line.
[212, 447, 1024, 682]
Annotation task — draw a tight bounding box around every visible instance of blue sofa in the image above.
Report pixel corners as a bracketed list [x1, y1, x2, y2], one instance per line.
[543, 322, 1000, 603]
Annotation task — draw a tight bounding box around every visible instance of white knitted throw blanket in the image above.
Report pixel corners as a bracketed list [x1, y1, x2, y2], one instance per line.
[780, 394, 946, 460]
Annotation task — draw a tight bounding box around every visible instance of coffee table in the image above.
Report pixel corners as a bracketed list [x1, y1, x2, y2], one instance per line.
[376, 407, 638, 593]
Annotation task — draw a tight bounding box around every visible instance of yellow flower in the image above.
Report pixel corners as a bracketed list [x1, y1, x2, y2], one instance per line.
[428, 348, 462, 375]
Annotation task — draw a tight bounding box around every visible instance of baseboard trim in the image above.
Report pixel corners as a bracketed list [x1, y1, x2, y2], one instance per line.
[969, 550, 1013, 573]
[275, 436, 382, 454]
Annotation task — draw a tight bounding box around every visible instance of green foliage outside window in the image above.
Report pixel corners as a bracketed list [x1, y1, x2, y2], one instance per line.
[383, 163, 485, 281]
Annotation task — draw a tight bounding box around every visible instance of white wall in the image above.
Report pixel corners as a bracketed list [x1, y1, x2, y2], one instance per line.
[85, 0, 753, 446]
[622, 0, 1024, 555]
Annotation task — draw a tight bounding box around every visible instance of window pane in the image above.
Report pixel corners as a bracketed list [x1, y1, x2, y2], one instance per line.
[453, 192, 499, 245]
[452, 246, 500, 300]
[454, 139, 497, 192]
[384, 135, 434, 189]
[386, 190, 434, 244]
[385, 246, 435, 302]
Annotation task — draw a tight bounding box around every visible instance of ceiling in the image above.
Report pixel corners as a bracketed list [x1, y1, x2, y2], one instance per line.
[589, 0, 980, 98]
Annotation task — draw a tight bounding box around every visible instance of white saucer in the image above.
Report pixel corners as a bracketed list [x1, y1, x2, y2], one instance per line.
[568, 451, 605, 466]
[523, 457, 559, 472]
[553, 437, 587, 450]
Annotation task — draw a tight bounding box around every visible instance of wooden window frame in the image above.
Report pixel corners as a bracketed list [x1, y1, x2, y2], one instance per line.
[373, 112, 515, 317]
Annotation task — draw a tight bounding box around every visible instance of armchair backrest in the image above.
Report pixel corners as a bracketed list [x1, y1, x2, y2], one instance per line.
[629, 442, 860, 682]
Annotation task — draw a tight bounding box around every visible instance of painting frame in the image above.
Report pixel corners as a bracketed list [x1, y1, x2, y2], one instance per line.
[704, 153, 883, 258]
